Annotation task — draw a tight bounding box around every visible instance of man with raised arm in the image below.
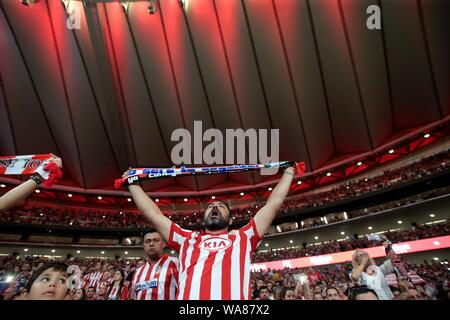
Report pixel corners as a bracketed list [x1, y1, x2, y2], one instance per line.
[125, 163, 303, 300]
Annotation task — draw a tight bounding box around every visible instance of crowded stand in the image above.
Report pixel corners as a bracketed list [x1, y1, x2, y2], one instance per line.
[252, 220, 450, 262]
[0, 248, 448, 300]
[0, 149, 448, 231]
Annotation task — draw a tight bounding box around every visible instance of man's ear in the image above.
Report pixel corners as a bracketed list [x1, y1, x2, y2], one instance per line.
[228, 217, 233, 226]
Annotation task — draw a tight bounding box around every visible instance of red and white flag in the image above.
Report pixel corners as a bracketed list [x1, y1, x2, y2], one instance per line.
[0, 154, 62, 187]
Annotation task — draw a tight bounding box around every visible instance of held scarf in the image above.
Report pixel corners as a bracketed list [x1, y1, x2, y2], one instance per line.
[115, 161, 306, 189]
[0, 154, 63, 188]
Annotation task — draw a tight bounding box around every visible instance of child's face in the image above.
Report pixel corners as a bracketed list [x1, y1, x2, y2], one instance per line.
[27, 268, 68, 300]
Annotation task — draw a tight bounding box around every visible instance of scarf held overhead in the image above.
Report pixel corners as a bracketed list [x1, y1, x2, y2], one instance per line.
[115, 161, 306, 189]
[0, 154, 62, 188]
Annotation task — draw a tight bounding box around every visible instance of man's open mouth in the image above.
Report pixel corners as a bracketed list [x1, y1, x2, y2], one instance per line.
[210, 209, 220, 218]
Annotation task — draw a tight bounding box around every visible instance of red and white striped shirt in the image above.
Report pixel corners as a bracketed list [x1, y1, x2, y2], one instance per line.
[130, 254, 179, 300]
[167, 219, 262, 300]
[83, 271, 103, 290]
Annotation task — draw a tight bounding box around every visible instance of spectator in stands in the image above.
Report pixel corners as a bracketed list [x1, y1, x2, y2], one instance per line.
[73, 288, 86, 300]
[86, 286, 96, 300]
[258, 286, 271, 300]
[279, 287, 296, 300]
[348, 286, 379, 300]
[25, 262, 68, 300]
[106, 270, 128, 300]
[313, 292, 324, 300]
[325, 286, 343, 300]
[350, 249, 394, 300]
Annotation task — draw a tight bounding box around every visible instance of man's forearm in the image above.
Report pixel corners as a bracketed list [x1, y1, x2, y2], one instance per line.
[0, 179, 37, 212]
[128, 184, 171, 240]
[266, 166, 295, 210]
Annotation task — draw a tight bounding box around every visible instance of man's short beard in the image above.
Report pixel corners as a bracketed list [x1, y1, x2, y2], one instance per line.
[204, 216, 229, 231]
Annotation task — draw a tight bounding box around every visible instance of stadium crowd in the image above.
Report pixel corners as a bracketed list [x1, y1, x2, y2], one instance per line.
[0, 251, 448, 300]
[0, 149, 448, 231]
[252, 221, 450, 262]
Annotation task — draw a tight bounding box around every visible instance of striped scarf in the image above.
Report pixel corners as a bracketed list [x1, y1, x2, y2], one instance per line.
[115, 161, 305, 189]
[0, 154, 62, 188]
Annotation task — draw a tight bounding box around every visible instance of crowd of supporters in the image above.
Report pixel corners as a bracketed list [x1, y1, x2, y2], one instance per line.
[250, 257, 449, 300]
[0, 251, 448, 300]
[252, 220, 450, 263]
[0, 149, 448, 231]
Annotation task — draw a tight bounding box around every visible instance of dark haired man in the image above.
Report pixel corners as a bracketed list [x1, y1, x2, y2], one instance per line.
[130, 228, 179, 300]
[325, 286, 342, 300]
[125, 164, 301, 300]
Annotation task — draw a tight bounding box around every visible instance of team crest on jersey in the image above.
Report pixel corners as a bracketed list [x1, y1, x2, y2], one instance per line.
[199, 236, 232, 251]
[155, 266, 161, 273]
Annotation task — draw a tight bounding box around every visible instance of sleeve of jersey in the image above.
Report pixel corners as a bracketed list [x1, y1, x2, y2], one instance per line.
[167, 222, 193, 252]
[242, 219, 263, 252]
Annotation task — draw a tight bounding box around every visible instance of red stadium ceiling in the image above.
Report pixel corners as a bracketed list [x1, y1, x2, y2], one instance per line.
[0, 0, 448, 196]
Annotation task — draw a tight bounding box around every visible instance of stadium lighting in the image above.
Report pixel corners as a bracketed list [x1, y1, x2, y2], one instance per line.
[289, 240, 293, 244]
[184, 198, 188, 202]
[364, 178, 368, 182]
[343, 212, 348, 220]
[101, 251, 105, 254]
[297, 181, 302, 185]
[323, 217, 328, 224]
[121, 1, 130, 13]
[326, 172, 331, 177]
[155, 199, 159, 202]
[102, 215, 105, 218]
[97, 196, 102, 200]
[341, 232, 345, 235]
[211, 195, 216, 199]
[240, 192, 245, 196]
[119, 211, 123, 215]
[314, 236, 318, 240]
[148, 0, 157, 14]
[397, 220, 403, 224]
[51, 249, 56, 253]
[357, 161, 362, 166]
[429, 214, 435, 218]
[388, 149, 395, 154]
[265, 243, 269, 247]
[20, 0, 38, 6]
[127, 198, 132, 202]
[268, 187, 273, 191]
[68, 194, 72, 197]
[35, 189, 40, 193]
[0, 184, 6, 188]
[76, 250, 81, 254]
[24, 248, 28, 252]
[433, 257, 439, 261]
[368, 226, 373, 230]
[40, 213, 43, 216]
[124, 251, 128, 255]
[301, 221, 304, 226]
[424, 133, 430, 138]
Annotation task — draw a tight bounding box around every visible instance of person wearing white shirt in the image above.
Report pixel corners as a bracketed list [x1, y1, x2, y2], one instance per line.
[350, 249, 394, 300]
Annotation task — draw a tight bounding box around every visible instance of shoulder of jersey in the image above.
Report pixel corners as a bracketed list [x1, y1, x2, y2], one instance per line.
[167, 256, 180, 264]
